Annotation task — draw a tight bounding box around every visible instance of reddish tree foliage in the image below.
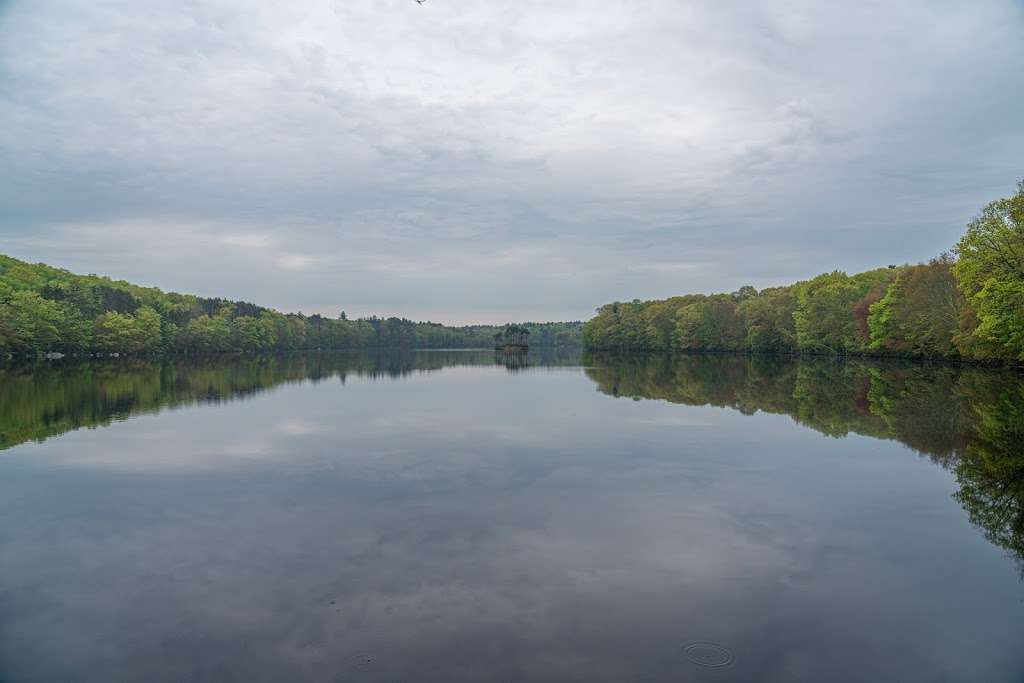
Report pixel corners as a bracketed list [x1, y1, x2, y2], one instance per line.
[853, 284, 888, 342]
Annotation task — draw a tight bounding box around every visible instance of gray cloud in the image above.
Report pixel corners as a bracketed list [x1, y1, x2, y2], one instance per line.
[1, 0, 1022, 322]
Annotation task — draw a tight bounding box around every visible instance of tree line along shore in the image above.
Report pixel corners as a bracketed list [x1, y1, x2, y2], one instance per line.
[0, 258, 581, 357]
[583, 182, 1024, 365]
[3, 181, 1020, 363]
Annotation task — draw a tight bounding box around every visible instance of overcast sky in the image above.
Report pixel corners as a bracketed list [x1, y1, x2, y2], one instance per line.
[1, 0, 1022, 323]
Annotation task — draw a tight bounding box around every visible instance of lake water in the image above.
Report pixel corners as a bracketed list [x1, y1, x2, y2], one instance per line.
[1, 351, 1022, 682]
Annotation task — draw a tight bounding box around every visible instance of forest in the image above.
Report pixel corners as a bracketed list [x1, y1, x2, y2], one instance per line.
[0, 256, 581, 356]
[583, 182, 1024, 364]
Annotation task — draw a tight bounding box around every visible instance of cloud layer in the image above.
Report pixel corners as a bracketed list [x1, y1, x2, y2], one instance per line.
[1, 0, 1022, 322]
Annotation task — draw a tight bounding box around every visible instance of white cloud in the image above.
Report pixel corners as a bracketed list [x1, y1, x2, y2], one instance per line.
[219, 233, 275, 249]
[1, 0, 1021, 321]
[275, 253, 318, 270]
[627, 262, 710, 274]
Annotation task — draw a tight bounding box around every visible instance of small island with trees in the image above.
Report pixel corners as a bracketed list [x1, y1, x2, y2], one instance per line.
[1, 181, 1021, 365]
[0, 260, 582, 357]
[494, 324, 531, 351]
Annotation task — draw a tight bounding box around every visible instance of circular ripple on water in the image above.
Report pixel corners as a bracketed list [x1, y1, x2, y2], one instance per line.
[683, 642, 735, 668]
[345, 651, 375, 668]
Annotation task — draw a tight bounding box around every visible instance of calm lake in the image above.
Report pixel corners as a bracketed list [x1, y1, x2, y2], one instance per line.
[1, 351, 1022, 682]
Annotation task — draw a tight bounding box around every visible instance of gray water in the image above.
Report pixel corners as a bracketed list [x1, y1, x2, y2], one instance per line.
[0, 351, 1022, 681]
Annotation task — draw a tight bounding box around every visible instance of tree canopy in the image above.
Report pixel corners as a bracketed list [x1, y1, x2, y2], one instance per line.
[953, 181, 1024, 361]
[583, 181, 1024, 365]
[0, 254, 581, 356]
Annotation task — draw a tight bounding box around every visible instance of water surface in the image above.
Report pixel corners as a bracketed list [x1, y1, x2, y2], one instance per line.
[1, 351, 1022, 682]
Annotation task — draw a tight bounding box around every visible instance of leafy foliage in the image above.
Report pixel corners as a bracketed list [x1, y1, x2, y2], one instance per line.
[0, 254, 581, 355]
[584, 182, 1024, 364]
[867, 256, 962, 358]
[794, 269, 898, 354]
[953, 181, 1024, 361]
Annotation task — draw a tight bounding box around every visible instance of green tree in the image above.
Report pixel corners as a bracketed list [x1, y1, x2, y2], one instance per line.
[740, 286, 797, 353]
[794, 269, 896, 354]
[135, 306, 163, 352]
[93, 306, 161, 354]
[672, 296, 745, 351]
[868, 257, 962, 357]
[182, 315, 232, 352]
[0, 290, 83, 354]
[1, 253, 583, 356]
[953, 181, 1024, 361]
[231, 315, 274, 351]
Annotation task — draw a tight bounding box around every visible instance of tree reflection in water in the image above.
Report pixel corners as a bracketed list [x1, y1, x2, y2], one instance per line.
[584, 352, 1024, 575]
[2, 349, 1022, 574]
